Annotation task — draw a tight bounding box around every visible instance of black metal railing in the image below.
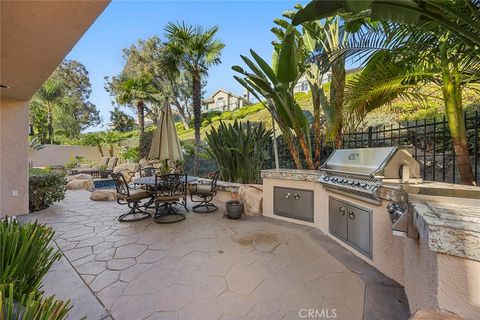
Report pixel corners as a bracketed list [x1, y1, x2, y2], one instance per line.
[265, 111, 480, 185]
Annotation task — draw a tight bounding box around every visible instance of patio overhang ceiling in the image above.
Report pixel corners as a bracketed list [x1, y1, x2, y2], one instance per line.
[0, 0, 110, 101]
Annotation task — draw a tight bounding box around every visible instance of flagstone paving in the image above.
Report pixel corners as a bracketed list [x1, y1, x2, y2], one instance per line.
[30, 190, 409, 320]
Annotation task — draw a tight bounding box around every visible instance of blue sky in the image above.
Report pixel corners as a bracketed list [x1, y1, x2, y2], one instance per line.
[67, 0, 310, 131]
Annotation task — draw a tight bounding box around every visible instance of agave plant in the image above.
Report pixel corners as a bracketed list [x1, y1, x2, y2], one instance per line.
[0, 283, 71, 320]
[0, 219, 61, 296]
[205, 120, 272, 183]
[232, 26, 314, 170]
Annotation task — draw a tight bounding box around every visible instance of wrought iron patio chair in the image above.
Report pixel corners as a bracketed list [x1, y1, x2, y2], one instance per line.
[189, 170, 220, 213]
[111, 172, 151, 222]
[154, 173, 188, 224]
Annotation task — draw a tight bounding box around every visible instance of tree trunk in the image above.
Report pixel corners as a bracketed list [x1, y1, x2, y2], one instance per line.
[109, 144, 114, 157]
[137, 100, 145, 134]
[283, 131, 303, 170]
[297, 132, 315, 170]
[440, 39, 475, 185]
[137, 100, 145, 151]
[97, 145, 104, 157]
[330, 59, 346, 149]
[308, 75, 322, 169]
[48, 105, 54, 144]
[174, 99, 190, 129]
[192, 72, 202, 176]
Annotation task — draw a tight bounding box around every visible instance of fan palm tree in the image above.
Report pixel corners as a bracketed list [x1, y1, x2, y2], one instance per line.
[115, 72, 158, 135]
[164, 22, 225, 175]
[292, 0, 480, 50]
[31, 79, 64, 144]
[314, 19, 479, 185]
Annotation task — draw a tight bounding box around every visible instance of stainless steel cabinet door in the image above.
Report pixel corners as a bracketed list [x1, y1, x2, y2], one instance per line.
[274, 187, 293, 217]
[329, 198, 348, 241]
[290, 189, 314, 222]
[346, 205, 372, 256]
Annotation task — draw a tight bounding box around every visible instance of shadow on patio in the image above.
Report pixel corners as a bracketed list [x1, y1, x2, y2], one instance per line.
[27, 190, 409, 320]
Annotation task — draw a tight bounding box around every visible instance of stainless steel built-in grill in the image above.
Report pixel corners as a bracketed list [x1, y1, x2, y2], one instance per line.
[319, 146, 421, 204]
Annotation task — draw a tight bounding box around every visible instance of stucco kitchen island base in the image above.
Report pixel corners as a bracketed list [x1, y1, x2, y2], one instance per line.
[262, 169, 480, 319]
[262, 172, 405, 285]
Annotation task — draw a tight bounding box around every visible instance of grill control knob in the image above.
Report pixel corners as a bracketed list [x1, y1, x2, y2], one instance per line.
[348, 180, 354, 185]
[354, 181, 360, 186]
[360, 183, 367, 188]
[338, 178, 344, 183]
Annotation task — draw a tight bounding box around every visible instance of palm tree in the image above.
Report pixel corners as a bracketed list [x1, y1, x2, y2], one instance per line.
[316, 20, 479, 185]
[82, 132, 105, 157]
[292, 0, 480, 50]
[115, 73, 157, 135]
[32, 80, 64, 144]
[164, 22, 225, 175]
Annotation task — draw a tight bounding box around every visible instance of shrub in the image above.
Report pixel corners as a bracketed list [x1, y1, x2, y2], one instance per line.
[201, 119, 211, 127]
[121, 146, 141, 163]
[206, 120, 272, 183]
[211, 116, 221, 122]
[220, 111, 233, 120]
[0, 220, 62, 295]
[0, 283, 71, 320]
[29, 169, 66, 212]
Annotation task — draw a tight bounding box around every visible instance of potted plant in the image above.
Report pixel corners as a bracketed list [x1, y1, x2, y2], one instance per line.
[98, 164, 109, 179]
[225, 200, 244, 219]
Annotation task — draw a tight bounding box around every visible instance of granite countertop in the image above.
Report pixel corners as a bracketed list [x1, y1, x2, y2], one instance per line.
[413, 201, 480, 261]
[260, 169, 404, 202]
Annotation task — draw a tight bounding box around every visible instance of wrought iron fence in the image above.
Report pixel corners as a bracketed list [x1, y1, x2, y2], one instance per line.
[265, 111, 480, 185]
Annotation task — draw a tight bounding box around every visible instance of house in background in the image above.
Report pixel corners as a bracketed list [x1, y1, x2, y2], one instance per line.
[202, 89, 251, 113]
[293, 68, 362, 94]
[294, 71, 332, 93]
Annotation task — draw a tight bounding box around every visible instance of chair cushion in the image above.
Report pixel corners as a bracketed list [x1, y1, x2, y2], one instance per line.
[190, 184, 213, 195]
[155, 195, 182, 202]
[117, 189, 151, 201]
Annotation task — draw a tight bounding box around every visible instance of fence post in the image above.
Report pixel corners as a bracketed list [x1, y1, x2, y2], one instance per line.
[367, 127, 373, 148]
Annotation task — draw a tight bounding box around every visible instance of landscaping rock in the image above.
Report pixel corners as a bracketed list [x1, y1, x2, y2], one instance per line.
[239, 185, 263, 216]
[90, 189, 117, 201]
[113, 163, 139, 182]
[138, 158, 149, 168]
[410, 309, 463, 320]
[66, 178, 93, 191]
[67, 173, 93, 181]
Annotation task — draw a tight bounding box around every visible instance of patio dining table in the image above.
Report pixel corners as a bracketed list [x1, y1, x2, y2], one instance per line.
[133, 175, 198, 187]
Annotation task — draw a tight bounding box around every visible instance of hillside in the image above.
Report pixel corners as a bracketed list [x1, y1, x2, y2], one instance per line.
[178, 84, 480, 141]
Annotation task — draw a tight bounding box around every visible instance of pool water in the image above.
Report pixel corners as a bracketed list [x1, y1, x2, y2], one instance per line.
[94, 179, 116, 190]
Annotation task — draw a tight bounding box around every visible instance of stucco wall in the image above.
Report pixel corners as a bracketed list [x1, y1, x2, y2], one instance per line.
[263, 178, 405, 285]
[0, 97, 29, 216]
[29, 145, 107, 167]
[404, 236, 480, 320]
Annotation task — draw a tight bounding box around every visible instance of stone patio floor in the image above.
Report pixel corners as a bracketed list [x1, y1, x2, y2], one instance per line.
[28, 190, 410, 320]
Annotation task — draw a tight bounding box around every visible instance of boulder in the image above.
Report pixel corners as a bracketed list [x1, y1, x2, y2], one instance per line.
[113, 163, 139, 182]
[239, 185, 263, 216]
[90, 189, 117, 201]
[410, 309, 463, 320]
[67, 173, 93, 181]
[66, 178, 93, 191]
[138, 158, 149, 168]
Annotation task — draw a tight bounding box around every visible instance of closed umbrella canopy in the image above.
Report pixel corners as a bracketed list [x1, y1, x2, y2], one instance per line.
[148, 100, 183, 162]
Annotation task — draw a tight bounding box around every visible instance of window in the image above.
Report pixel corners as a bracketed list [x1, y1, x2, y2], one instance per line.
[216, 97, 225, 109]
[301, 82, 309, 92]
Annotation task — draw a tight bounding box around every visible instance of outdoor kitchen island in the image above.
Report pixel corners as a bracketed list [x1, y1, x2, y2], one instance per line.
[261, 168, 480, 319]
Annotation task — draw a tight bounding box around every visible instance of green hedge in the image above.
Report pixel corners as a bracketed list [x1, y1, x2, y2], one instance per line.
[29, 169, 66, 212]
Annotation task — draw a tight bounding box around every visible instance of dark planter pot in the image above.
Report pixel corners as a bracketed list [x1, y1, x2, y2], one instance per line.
[225, 200, 244, 219]
[99, 171, 109, 179]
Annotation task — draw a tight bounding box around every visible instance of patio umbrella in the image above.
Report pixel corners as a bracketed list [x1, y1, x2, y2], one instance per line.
[148, 99, 183, 162]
